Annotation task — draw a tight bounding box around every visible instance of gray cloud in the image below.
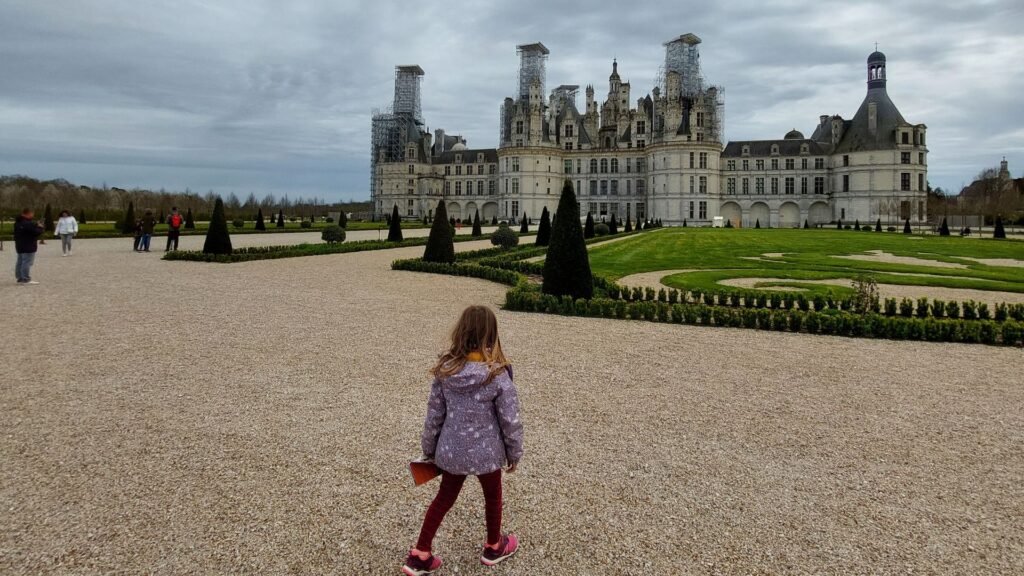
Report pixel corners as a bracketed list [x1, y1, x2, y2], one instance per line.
[1, 0, 1021, 200]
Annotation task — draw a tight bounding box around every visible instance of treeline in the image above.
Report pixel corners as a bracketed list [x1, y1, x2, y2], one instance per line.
[0, 175, 371, 222]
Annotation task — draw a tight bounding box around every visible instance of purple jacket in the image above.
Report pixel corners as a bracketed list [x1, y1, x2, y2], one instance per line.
[421, 362, 523, 475]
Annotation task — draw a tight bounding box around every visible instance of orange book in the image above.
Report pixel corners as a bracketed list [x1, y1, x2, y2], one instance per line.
[409, 459, 441, 486]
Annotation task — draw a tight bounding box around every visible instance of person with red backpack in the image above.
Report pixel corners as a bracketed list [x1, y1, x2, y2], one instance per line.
[166, 207, 184, 251]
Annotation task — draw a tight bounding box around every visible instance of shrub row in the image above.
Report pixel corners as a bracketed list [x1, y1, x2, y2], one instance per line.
[881, 297, 1022, 322]
[504, 286, 1022, 347]
[601, 284, 860, 314]
[391, 259, 523, 286]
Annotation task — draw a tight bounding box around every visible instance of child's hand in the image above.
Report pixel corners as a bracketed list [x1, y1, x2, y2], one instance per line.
[506, 462, 517, 474]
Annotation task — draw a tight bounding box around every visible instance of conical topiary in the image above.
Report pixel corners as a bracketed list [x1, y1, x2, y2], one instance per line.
[875, 218, 882, 232]
[535, 206, 551, 246]
[339, 210, 348, 229]
[202, 197, 233, 254]
[903, 218, 912, 234]
[542, 180, 593, 300]
[939, 217, 950, 236]
[520, 214, 529, 234]
[78, 209, 87, 224]
[472, 209, 482, 237]
[121, 201, 136, 234]
[836, 218, 843, 230]
[854, 219, 861, 231]
[994, 216, 1006, 239]
[625, 216, 633, 232]
[277, 209, 285, 228]
[388, 204, 403, 242]
[584, 212, 595, 238]
[609, 213, 619, 235]
[255, 208, 266, 231]
[184, 207, 195, 229]
[755, 218, 761, 229]
[803, 219, 809, 229]
[423, 202, 455, 263]
[43, 203, 54, 232]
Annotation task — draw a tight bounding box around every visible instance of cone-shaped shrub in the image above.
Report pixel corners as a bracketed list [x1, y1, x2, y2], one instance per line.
[121, 201, 136, 234]
[681, 219, 686, 228]
[854, 219, 861, 231]
[609, 213, 619, 234]
[625, 217, 633, 232]
[535, 206, 551, 246]
[203, 197, 233, 254]
[255, 208, 266, 230]
[803, 219, 809, 229]
[339, 211, 348, 229]
[754, 218, 761, 229]
[938, 217, 950, 236]
[520, 214, 529, 233]
[43, 203, 54, 232]
[836, 218, 843, 230]
[994, 216, 1006, 239]
[388, 204, 403, 242]
[276, 209, 285, 228]
[637, 216, 643, 231]
[491, 215, 498, 226]
[78, 209, 87, 224]
[423, 202, 456, 263]
[584, 212, 595, 238]
[903, 218, 912, 234]
[543, 180, 592, 299]
[472, 209, 482, 236]
[875, 218, 882, 232]
[184, 207, 195, 229]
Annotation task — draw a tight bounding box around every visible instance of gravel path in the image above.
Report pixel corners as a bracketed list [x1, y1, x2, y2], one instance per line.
[2, 234, 1022, 574]
[837, 250, 968, 269]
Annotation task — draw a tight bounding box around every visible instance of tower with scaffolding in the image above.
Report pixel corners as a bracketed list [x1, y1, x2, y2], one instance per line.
[653, 34, 724, 143]
[500, 43, 550, 147]
[371, 65, 425, 213]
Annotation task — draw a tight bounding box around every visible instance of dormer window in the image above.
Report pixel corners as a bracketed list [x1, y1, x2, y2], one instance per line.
[477, 153, 484, 163]
[771, 144, 779, 155]
[742, 145, 750, 156]
[565, 125, 574, 137]
[455, 154, 462, 163]
[800, 144, 809, 155]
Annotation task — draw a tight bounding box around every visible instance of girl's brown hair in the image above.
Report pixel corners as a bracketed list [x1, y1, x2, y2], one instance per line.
[432, 305, 510, 383]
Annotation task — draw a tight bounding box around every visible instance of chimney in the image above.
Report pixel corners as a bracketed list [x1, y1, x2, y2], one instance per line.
[434, 128, 445, 154]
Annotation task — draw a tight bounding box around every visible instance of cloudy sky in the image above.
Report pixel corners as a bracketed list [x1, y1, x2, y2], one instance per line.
[1, 0, 1021, 201]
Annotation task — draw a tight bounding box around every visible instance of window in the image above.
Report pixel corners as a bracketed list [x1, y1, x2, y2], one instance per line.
[589, 181, 597, 195]
[489, 181, 496, 195]
[801, 158, 808, 170]
[800, 177, 808, 194]
[756, 159, 764, 170]
[815, 158, 824, 170]
[445, 166, 451, 176]
[456, 166, 463, 176]
[756, 178, 764, 195]
[611, 180, 619, 195]
[918, 173, 924, 191]
[699, 153, 708, 169]
[901, 173, 911, 191]
[564, 142, 573, 151]
[771, 178, 779, 194]
[564, 160, 573, 174]
[445, 181, 451, 195]
[689, 201, 695, 219]
[478, 165, 484, 175]
[626, 180, 632, 195]
[727, 178, 736, 195]
[771, 144, 779, 155]
[636, 121, 646, 135]
[637, 140, 645, 148]
[699, 201, 707, 219]
[919, 153, 924, 165]
[696, 112, 704, 127]
[515, 120, 524, 134]
[565, 125, 574, 137]
[743, 160, 749, 171]
[901, 132, 909, 145]
[814, 177, 824, 194]
[689, 175, 695, 193]
[511, 201, 519, 218]
[600, 159, 608, 173]
[637, 179, 646, 194]
[478, 181, 484, 195]
[455, 154, 462, 163]
[490, 164, 497, 174]
[637, 203, 646, 220]
[590, 159, 598, 173]
[689, 152, 695, 168]
[698, 176, 706, 194]
[511, 178, 519, 194]
[576, 160, 582, 174]
[636, 158, 646, 172]
[408, 164, 415, 174]
[742, 178, 750, 195]
[611, 159, 619, 173]
[742, 145, 750, 156]
[599, 202, 608, 216]
[771, 158, 779, 170]
[901, 152, 911, 164]
[576, 181, 581, 195]
[843, 174, 850, 192]
[785, 177, 795, 195]
[455, 182, 462, 195]
[511, 157, 520, 171]
[727, 160, 736, 171]
[600, 180, 608, 195]
[843, 155, 850, 167]
[785, 158, 795, 170]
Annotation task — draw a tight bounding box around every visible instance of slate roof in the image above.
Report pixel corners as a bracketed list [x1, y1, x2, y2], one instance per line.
[833, 86, 911, 154]
[721, 139, 828, 157]
[434, 148, 498, 164]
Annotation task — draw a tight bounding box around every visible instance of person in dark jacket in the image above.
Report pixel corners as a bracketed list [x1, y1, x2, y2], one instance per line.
[139, 211, 157, 252]
[14, 208, 44, 284]
[165, 206, 184, 251]
[132, 219, 143, 251]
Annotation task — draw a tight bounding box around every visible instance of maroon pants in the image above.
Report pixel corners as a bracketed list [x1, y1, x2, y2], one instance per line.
[415, 469, 502, 552]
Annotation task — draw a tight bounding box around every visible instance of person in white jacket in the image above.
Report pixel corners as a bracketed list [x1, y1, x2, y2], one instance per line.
[54, 210, 79, 256]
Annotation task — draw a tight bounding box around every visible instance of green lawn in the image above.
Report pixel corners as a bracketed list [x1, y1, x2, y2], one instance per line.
[588, 228, 1024, 295]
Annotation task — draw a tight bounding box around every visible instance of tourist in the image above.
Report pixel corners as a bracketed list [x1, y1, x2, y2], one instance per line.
[402, 305, 523, 575]
[132, 219, 144, 251]
[54, 209, 79, 256]
[14, 208, 44, 285]
[166, 207, 183, 252]
[139, 210, 157, 252]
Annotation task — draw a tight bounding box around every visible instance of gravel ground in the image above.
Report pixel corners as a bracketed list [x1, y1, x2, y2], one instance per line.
[836, 250, 968, 269]
[2, 234, 1023, 575]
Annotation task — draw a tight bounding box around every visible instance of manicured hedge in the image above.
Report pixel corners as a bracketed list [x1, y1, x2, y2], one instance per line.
[504, 285, 1022, 347]
[392, 259, 523, 286]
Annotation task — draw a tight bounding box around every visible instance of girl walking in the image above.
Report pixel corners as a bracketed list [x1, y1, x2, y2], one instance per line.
[54, 210, 78, 256]
[402, 305, 524, 575]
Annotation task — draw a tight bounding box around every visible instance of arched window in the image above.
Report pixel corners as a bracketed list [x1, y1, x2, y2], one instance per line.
[589, 159, 598, 173]
[600, 159, 609, 173]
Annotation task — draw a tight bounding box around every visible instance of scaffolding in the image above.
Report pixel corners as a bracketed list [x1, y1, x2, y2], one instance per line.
[517, 42, 549, 101]
[655, 33, 725, 142]
[371, 65, 425, 214]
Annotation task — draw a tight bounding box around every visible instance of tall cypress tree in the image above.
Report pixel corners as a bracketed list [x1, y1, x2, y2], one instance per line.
[535, 206, 551, 246]
[875, 218, 882, 232]
[584, 212, 595, 238]
[184, 207, 195, 229]
[203, 197, 233, 254]
[543, 180, 593, 299]
[423, 202, 455, 263]
[472, 209, 482, 237]
[121, 201, 136, 234]
[993, 216, 1006, 239]
[903, 218, 912, 234]
[520, 214, 529, 233]
[938, 217, 950, 236]
[388, 204, 403, 241]
[255, 208, 266, 231]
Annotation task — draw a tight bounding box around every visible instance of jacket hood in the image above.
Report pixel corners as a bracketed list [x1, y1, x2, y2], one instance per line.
[441, 362, 496, 390]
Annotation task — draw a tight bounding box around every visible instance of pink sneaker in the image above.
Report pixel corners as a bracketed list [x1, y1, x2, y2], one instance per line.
[481, 534, 519, 567]
[402, 551, 442, 575]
